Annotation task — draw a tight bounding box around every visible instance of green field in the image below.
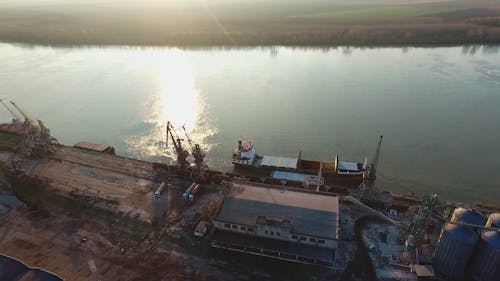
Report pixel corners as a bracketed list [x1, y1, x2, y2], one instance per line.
[0, 0, 499, 45]
[292, 5, 459, 21]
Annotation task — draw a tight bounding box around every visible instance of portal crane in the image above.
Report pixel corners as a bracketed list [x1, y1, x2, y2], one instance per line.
[166, 121, 190, 170]
[181, 125, 206, 174]
[9, 101, 40, 134]
[363, 135, 383, 188]
[9, 101, 56, 144]
[358, 136, 391, 208]
[0, 99, 22, 124]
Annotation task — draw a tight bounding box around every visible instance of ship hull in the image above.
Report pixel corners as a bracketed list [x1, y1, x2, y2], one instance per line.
[232, 161, 364, 188]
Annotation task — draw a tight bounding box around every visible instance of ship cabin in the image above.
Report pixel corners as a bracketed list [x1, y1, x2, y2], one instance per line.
[232, 140, 257, 166]
[334, 154, 368, 175]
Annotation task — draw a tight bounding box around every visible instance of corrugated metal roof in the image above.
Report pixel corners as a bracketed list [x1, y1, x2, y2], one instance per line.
[337, 161, 359, 171]
[74, 141, 112, 152]
[261, 155, 298, 169]
[216, 182, 339, 239]
[271, 171, 323, 185]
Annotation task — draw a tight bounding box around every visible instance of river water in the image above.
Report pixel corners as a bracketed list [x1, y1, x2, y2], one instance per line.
[0, 43, 499, 205]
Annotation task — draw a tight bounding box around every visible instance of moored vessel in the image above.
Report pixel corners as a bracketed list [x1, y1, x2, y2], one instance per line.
[232, 140, 368, 186]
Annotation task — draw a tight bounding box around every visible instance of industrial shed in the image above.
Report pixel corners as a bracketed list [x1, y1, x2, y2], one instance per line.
[74, 141, 115, 154]
[212, 181, 340, 268]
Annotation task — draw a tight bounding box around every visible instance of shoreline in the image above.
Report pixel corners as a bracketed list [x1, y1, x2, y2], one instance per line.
[1, 27, 500, 48]
[2, 38, 500, 49]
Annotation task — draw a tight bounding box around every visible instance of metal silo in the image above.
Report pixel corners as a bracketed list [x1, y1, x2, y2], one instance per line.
[451, 207, 485, 226]
[471, 231, 500, 281]
[485, 213, 500, 228]
[434, 223, 479, 280]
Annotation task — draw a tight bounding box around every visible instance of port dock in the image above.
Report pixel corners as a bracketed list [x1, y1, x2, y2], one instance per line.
[0, 110, 499, 281]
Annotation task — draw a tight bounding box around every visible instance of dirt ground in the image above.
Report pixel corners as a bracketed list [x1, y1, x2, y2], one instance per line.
[21, 149, 155, 224]
[0, 142, 289, 280]
[0, 144, 348, 281]
[0, 206, 237, 281]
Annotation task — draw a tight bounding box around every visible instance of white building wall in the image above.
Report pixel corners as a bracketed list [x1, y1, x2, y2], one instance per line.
[214, 220, 337, 249]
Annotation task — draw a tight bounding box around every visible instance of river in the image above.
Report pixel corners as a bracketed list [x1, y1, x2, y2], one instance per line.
[1, 43, 499, 205]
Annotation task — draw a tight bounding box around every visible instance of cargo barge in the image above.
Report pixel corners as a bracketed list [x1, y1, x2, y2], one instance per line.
[232, 140, 368, 187]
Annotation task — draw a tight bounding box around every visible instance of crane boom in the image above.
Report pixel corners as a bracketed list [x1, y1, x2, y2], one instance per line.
[166, 122, 184, 150]
[181, 125, 194, 149]
[181, 125, 206, 174]
[372, 135, 383, 173]
[9, 101, 31, 121]
[362, 135, 383, 188]
[166, 121, 190, 169]
[0, 99, 21, 120]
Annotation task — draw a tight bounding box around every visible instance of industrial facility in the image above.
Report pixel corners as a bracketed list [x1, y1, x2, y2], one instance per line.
[433, 209, 500, 281]
[212, 181, 339, 268]
[1, 102, 499, 280]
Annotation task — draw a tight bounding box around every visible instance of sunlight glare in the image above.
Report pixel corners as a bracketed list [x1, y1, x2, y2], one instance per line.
[125, 49, 216, 162]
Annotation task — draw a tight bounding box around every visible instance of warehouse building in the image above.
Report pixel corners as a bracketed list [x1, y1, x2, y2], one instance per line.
[212, 181, 340, 268]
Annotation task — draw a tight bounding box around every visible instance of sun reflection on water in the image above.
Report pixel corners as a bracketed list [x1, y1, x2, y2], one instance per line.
[125, 49, 216, 162]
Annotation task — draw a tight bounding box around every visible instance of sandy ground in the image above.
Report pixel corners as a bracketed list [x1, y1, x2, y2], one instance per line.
[24, 146, 156, 223]
[0, 145, 258, 280]
[0, 208, 142, 281]
[0, 203, 283, 281]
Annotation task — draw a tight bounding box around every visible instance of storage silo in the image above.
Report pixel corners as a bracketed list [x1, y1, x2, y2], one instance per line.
[485, 213, 500, 228]
[451, 207, 485, 226]
[434, 223, 479, 280]
[471, 231, 500, 281]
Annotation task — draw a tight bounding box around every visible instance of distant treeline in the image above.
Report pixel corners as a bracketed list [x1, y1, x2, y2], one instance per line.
[2, 25, 499, 47]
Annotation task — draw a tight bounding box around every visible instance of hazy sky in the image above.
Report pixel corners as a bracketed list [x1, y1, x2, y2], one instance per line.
[0, 0, 461, 6]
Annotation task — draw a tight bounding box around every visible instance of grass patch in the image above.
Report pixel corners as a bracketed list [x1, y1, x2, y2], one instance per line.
[0, 132, 22, 152]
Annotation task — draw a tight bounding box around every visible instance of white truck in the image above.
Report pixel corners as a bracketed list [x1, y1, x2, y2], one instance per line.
[153, 180, 167, 199]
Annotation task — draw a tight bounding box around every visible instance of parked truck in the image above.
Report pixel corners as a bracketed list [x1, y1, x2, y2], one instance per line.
[153, 180, 167, 199]
[182, 182, 201, 201]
